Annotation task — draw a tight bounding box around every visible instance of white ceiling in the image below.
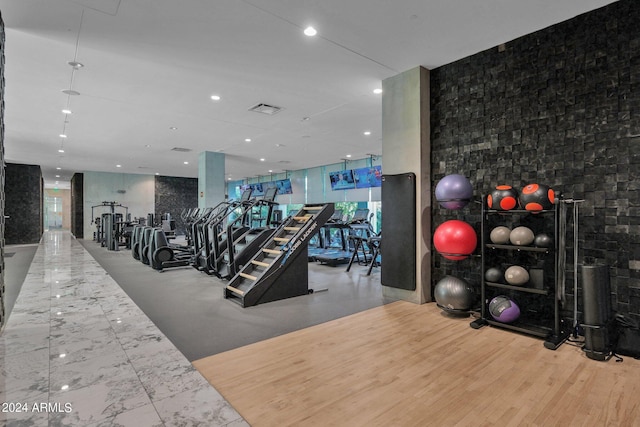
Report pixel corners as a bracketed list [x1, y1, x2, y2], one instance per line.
[0, 0, 617, 189]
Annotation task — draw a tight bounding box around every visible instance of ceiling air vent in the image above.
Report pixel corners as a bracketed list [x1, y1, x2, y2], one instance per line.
[171, 147, 192, 152]
[248, 103, 283, 115]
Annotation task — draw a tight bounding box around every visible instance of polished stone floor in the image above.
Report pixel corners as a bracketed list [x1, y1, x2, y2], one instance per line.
[0, 231, 248, 426]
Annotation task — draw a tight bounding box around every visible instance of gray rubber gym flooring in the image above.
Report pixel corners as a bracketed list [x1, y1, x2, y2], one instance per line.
[79, 238, 392, 361]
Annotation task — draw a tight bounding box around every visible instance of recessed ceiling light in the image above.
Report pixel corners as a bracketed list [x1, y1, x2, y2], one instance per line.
[145, 144, 151, 148]
[56, 167, 61, 170]
[61, 385, 69, 391]
[59, 134, 67, 138]
[184, 161, 189, 165]
[210, 95, 221, 101]
[62, 109, 72, 114]
[364, 131, 371, 136]
[155, 172, 160, 175]
[245, 138, 252, 142]
[268, 170, 273, 173]
[58, 149, 65, 153]
[227, 177, 232, 181]
[68, 61, 84, 68]
[59, 353, 66, 358]
[373, 88, 383, 94]
[346, 154, 352, 158]
[260, 158, 265, 162]
[169, 126, 178, 130]
[55, 175, 60, 178]
[116, 165, 121, 168]
[304, 26, 317, 37]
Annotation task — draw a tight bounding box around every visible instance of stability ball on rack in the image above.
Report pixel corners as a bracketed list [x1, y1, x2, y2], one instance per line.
[433, 220, 478, 261]
[435, 174, 473, 210]
[509, 226, 535, 246]
[520, 183, 555, 211]
[434, 276, 475, 311]
[490, 226, 511, 244]
[485, 267, 503, 283]
[505, 265, 529, 286]
[487, 185, 519, 211]
[534, 233, 553, 248]
[489, 295, 520, 323]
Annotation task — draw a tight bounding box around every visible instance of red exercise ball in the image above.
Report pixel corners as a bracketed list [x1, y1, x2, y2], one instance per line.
[520, 183, 555, 211]
[487, 185, 519, 211]
[434, 220, 477, 261]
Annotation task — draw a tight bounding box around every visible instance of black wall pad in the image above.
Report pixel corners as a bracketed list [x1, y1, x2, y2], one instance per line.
[381, 173, 416, 291]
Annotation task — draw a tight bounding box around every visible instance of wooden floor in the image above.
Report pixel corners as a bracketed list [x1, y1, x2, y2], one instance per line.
[193, 301, 640, 427]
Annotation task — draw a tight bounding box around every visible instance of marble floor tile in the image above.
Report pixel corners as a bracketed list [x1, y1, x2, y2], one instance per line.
[48, 372, 153, 426]
[153, 383, 247, 427]
[84, 403, 164, 427]
[1, 231, 247, 426]
[0, 348, 50, 395]
[49, 328, 123, 366]
[49, 349, 132, 391]
[0, 325, 50, 358]
[137, 358, 211, 402]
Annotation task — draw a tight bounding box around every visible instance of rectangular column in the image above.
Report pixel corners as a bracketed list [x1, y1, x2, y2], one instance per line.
[381, 66, 431, 304]
[198, 151, 225, 208]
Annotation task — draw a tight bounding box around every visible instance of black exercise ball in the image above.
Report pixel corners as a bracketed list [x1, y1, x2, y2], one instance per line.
[434, 276, 475, 311]
[534, 233, 553, 248]
[485, 267, 503, 283]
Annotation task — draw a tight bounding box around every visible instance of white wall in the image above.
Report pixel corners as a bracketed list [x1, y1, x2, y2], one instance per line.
[83, 172, 155, 239]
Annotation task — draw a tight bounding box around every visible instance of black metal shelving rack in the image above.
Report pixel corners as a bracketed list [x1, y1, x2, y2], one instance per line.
[470, 195, 567, 350]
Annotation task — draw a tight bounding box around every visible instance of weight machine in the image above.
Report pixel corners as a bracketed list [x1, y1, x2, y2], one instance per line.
[91, 201, 129, 251]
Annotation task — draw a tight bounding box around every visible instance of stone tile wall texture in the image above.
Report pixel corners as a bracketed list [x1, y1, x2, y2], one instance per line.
[5, 163, 43, 245]
[154, 176, 198, 235]
[430, 0, 640, 321]
[71, 173, 84, 238]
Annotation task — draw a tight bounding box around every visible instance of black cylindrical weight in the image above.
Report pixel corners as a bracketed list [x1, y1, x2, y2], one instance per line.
[581, 264, 612, 361]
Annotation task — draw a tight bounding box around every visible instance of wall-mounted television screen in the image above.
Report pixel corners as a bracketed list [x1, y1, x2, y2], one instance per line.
[274, 179, 293, 195]
[238, 178, 293, 198]
[353, 165, 382, 189]
[329, 170, 356, 190]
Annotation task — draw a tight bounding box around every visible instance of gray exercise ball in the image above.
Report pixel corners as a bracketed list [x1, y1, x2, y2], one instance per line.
[534, 233, 553, 248]
[485, 267, 503, 283]
[509, 226, 535, 246]
[490, 226, 511, 244]
[434, 276, 475, 311]
[504, 265, 529, 286]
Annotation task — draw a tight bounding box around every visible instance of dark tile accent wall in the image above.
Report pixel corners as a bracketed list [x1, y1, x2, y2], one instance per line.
[5, 163, 43, 244]
[70, 173, 84, 238]
[0, 11, 5, 329]
[154, 175, 198, 235]
[430, 0, 640, 322]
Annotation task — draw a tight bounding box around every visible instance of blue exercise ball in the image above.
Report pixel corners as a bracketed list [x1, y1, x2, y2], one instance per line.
[435, 174, 473, 210]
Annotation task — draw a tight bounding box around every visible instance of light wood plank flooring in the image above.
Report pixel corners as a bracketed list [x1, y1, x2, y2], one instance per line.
[193, 301, 640, 427]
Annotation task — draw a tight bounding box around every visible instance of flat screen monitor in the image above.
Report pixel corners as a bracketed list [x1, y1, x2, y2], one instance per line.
[329, 170, 356, 190]
[275, 179, 293, 195]
[353, 165, 382, 189]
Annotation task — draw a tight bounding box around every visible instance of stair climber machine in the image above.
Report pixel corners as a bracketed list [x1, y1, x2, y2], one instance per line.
[214, 187, 280, 279]
[193, 189, 254, 274]
[224, 203, 335, 307]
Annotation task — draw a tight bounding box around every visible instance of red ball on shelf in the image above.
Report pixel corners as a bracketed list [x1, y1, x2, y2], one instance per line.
[433, 220, 477, 261]
[520, 183, 555, 211]
[487, 185, 519, 211]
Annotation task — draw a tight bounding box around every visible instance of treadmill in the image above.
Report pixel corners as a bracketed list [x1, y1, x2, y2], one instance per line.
[314, 208, 370, 267]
